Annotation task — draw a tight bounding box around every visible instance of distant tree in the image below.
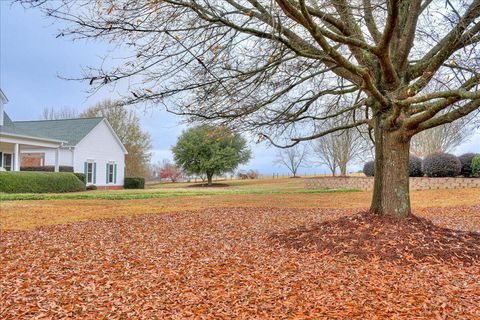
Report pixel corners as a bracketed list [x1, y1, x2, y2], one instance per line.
[42, 107, 78, 120]
[313, 126, 369, 176]
[172, 125, 251, 186]
[147, 162, 161, 181]
[274, 145, 309, 177]
[81, 100, 152, 177]
[312, 134, 338, 176]
[410, 118, 473, 157]
[159, 160, 183, 182]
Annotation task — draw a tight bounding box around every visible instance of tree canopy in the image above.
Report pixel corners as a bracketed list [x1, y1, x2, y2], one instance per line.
[22, 0, 480, 217]
[172, 125, 251, 185]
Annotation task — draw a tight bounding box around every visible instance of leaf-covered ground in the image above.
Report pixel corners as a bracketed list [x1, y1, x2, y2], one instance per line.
[2, 206, 480, 319]
[2, 187, 479, 230]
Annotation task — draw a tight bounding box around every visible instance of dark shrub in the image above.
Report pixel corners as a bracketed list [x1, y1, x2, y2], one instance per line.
[21, 166, 74, 172]
[0, 172, 85, 193]
[409, 155, 423, 177]
[458, 153, 479, 177]
[422, 153, 461, 177]
[472, 155, 480, 178]
[73, 173, 86, 184]
[238, 169, 259, 179]
[363, 161, 375, 177]
[124, 176, 145, 189]
[86, 185, 97, 191]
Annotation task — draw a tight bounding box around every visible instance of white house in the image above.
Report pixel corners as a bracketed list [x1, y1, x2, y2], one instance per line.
[0, 89, 127, 189]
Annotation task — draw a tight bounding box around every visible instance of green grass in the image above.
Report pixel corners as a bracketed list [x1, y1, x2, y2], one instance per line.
[0, 187, 358, 201]
[0, 177, 360, 201]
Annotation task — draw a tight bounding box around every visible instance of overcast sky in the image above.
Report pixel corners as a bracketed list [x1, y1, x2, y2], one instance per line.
[1, 3, 478, 175]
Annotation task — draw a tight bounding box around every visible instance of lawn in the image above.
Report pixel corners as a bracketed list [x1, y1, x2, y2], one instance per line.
[0, 176, 347, 201]
[1, 178, 479, 318]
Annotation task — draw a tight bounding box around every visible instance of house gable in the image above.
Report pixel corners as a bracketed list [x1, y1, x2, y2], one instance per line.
[74, 120, 126, 186]
[72, 119, 127, 154]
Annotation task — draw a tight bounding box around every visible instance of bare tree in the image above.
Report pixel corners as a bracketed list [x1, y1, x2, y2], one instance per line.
[313, 127, 370, 176]
[21, 0, 480, 217]
[42, 107, 78, 120]
[312, 134, 339, 176]
[411, 118, 473, 157]
[274, 145, 309, 177]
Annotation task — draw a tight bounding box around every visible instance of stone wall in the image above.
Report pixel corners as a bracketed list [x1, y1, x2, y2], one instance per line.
[305, 176, 480, 191]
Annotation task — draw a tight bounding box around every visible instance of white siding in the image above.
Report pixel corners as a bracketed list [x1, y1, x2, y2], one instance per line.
[74, 120, 125, 186]
[11, 119, 126, 186]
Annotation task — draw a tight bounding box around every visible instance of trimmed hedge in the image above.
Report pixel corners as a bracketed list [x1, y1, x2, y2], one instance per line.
[423, 153, 461, 177]
[124, 176, 145, 189]
[409, 155, 423, 177]
[0, 172, 85, 193]
[363, 156, 423, 177]
[20, 166, 74, 172]
[363, 161, 375, 177]
[86, 185, 98, 191]
[472, 155, 480, 178]
[73, 173, 86, 185]
[458, 153, 479, 177]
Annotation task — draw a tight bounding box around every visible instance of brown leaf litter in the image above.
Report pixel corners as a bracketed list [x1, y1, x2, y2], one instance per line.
[1, 206, 479, 319]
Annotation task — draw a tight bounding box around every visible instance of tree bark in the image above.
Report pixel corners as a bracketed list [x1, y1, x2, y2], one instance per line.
[207, 172, 213, 186]
[370, 123, 411, 218]
[339, 162, 347, 176]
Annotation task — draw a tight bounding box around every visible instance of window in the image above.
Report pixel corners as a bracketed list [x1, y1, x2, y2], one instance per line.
[2, 153, 12, 171]
[107, 163, 114, 184]
[21, 153, 45, 167]
[86, 162, 94, 184]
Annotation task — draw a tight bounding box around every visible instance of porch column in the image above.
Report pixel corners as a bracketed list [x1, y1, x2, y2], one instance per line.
[54, 148, 60, 172]
[14, 143, 20, 171]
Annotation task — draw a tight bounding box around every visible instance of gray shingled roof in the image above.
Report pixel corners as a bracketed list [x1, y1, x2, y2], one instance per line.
[1, 112, 104, 146]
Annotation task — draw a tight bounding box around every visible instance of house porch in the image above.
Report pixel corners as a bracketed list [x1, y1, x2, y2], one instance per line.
[0, 134, 64, 172]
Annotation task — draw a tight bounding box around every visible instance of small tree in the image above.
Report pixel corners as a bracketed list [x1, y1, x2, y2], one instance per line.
[274, 145, 309, 177]
[159, 161, 183, 183]
[312, 126, 369, 176]
[172, 125, 251, 186]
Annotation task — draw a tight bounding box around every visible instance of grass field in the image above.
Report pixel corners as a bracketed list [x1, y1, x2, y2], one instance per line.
[1, 177, 479, 230]
[0, 177, 352, 201]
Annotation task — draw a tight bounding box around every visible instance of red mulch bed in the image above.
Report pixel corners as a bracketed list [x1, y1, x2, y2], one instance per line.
[1, 207, 479, 319]
[271, 211, 480, 265]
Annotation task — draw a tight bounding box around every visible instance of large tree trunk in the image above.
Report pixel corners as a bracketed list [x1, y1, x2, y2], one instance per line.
[370, 124, 411, 218]
[207, 172, 213, 186]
